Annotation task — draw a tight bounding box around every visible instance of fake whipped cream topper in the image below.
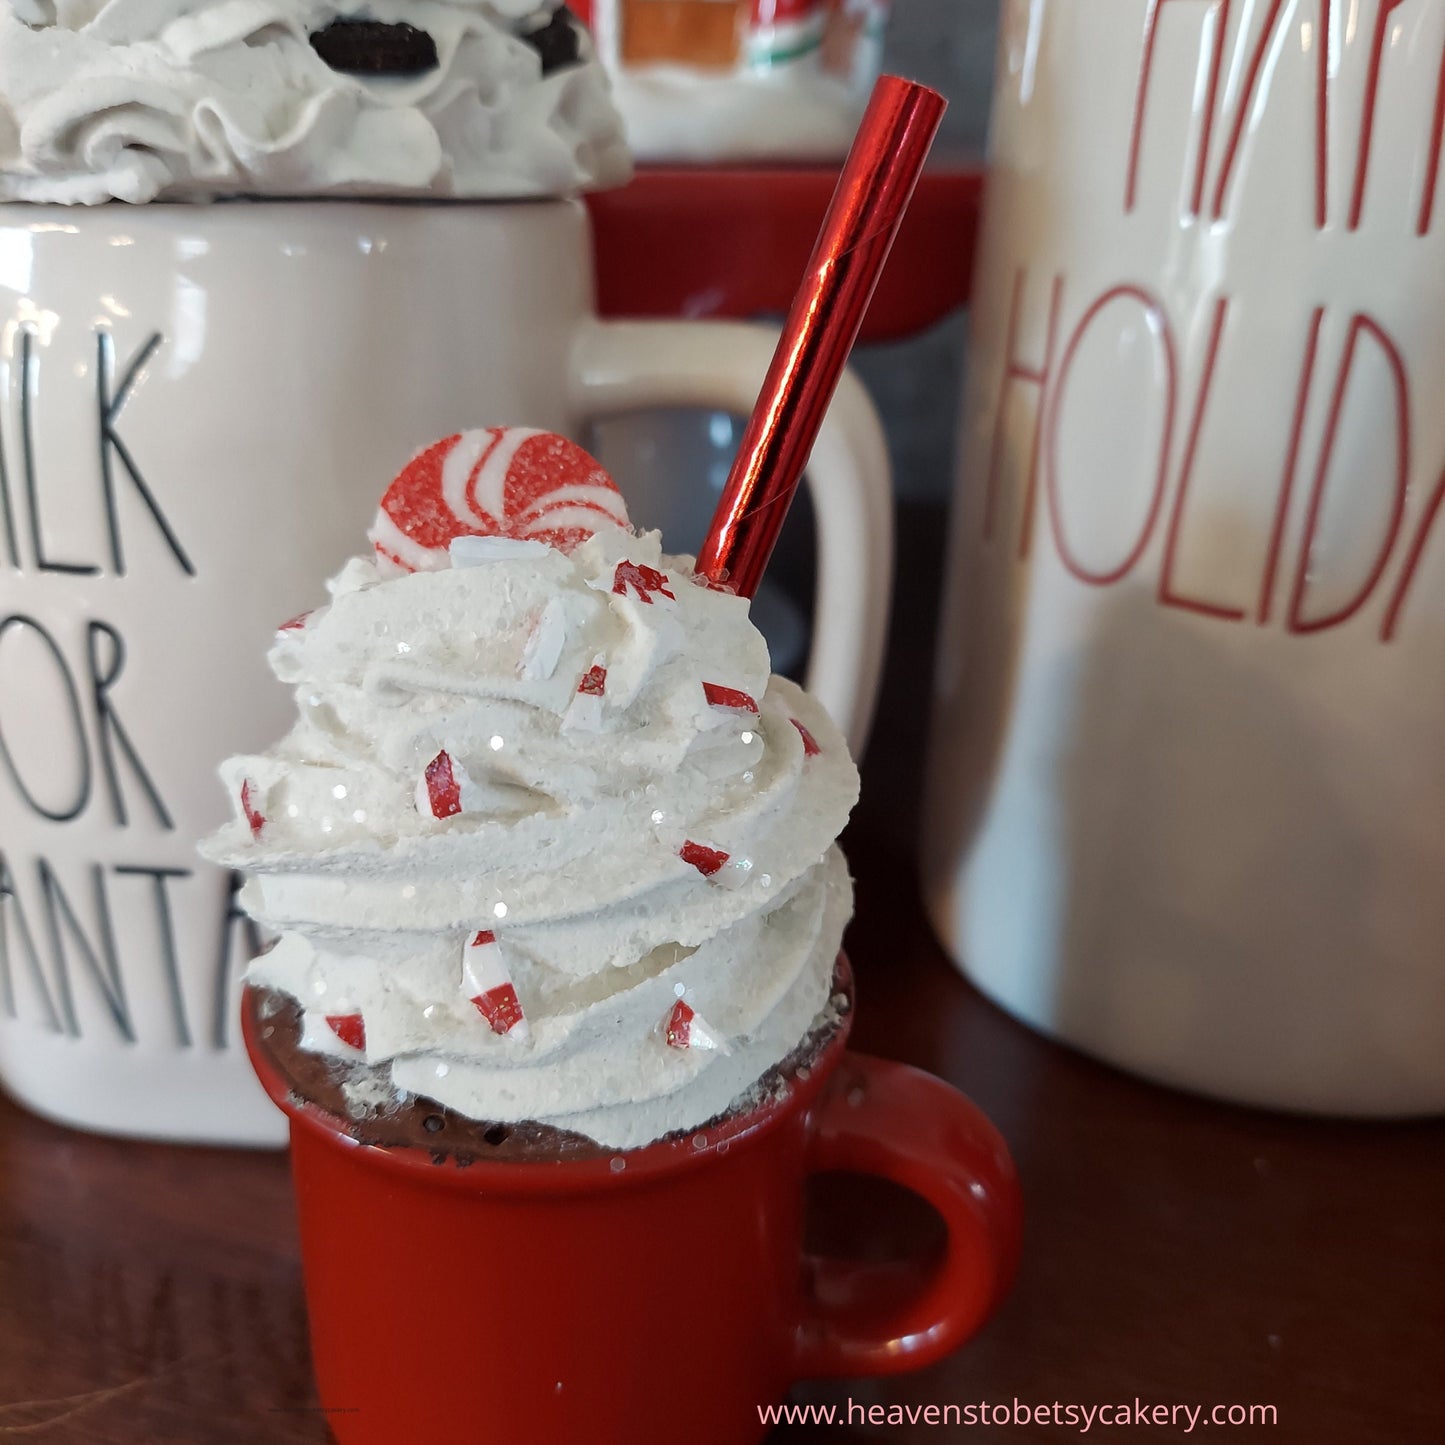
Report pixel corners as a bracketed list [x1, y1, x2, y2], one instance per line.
[210, 426, 855, 1148]
[0, 0, 631, 202]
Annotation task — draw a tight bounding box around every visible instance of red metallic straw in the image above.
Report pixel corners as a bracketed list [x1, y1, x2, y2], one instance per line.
[696, 76, 947, 597]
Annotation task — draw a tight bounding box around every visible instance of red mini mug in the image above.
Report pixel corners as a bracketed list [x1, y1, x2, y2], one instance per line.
[244, 963, 1021, 1445]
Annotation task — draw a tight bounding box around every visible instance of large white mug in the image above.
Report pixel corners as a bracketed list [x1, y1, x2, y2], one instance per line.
[925, 0, 1445, 1116]
[0, 198, 891, 1145]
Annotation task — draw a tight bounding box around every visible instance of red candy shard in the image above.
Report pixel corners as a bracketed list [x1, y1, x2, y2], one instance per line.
[327, 1014, 366, 1051]
[791, 719, 821, 757]
[368, 429, 629, 572]
[680, 841, 730, 877]
[665, 999, 694, 1049]
[240, 780, 265, 839]
[471, 929, 497, 948]
[472, 984, 525, 1036]
[702, 682, 759, 714]
[424, 750, 463, 818]
[577, 663, 608, 697]
[277, 610, 312, 633]
[612, 560, 677, 604]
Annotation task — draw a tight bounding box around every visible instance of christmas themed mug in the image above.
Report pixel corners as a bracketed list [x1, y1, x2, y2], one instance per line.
[926, 0, 1445, 1115]
[0, 198, 891, 1145]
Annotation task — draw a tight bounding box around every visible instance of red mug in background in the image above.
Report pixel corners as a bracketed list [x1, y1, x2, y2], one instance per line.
[243, 961, 1021, 1445]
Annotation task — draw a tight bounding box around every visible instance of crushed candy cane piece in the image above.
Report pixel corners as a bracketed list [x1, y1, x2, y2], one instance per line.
[703, 682, 759, 714]
[277, 611, 312, 634]
[612, 560, 676, 604]
[326, 1013, 366, 1052]
[664, 999, 725, 1052]
[420, 750, 467, 819]
[473, 984, 526, 1037]
[680, 841, 730, 877]
[665, 999, 694, 1047]
[563, 655, 607, 732]
[240, 780, 265, 839]
[791, 719, 821, 757]
[450, 534, 550, 566]
[463, 930, 530, 1040]
[519, 598, 568, 680]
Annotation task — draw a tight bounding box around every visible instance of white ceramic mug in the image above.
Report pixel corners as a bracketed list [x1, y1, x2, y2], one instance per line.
[925, 0, 1445, 1116]
[0, 198, 890, 1145]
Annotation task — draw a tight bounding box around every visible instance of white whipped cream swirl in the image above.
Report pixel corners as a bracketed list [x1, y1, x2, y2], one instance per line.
[0, 0, 630, 203]
[204, 527, 857, 1150]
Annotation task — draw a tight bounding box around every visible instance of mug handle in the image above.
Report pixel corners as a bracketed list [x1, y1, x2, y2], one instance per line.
[568, 318, 892, 755]
[793, 1052, 1023, 1379]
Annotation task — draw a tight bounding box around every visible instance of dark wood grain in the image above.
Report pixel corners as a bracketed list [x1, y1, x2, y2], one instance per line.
[1, 505, 1440, 1443]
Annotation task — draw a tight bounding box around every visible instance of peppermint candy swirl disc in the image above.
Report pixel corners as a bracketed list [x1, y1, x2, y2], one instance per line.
[368, 428, 631, 573]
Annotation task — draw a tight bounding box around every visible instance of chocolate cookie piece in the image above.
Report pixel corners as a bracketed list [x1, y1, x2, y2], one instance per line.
[309, 19, 439, 76]
[520, 7, 583, 75]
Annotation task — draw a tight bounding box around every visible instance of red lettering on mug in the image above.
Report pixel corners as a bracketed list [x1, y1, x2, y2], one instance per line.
[1210, 0, 1332, 229]
[1381, 462, 1445, 639]
[1349, 0, 1411, 231]
[1127, 0, 1231, 217]
[1045, 286, 1177, 587]
[1286, 313, 1410, 633]
[982, 268, 1064, 552]
[1258, 307, 1326, 624]
[1418, 35, 1445, 234]
[1158, 297, 1246, 620]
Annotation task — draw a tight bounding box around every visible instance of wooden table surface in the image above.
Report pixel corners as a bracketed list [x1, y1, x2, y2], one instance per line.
[2, 507, 1441, 1443]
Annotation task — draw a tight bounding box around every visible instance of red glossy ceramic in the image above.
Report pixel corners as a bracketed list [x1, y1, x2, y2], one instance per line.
[243, 964, 1021, 1445]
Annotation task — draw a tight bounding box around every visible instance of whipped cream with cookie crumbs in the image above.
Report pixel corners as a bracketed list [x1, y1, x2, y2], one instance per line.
[204, 432, 857, 1150]
[0, 0, 630, 203]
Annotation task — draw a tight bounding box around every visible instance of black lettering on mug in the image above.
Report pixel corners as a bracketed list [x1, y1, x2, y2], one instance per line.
[0, 847, 61, 1032]
[114, 865, 191, 1048]
[20, 330, 100, 576]
[213, 869, 261, 1050]
[88, 620, 174, 831]
[0, 613, 92, 822]
[38, 856, 134, 1043]
[96, 330, 194, 577]
[0, 377, 18, 570]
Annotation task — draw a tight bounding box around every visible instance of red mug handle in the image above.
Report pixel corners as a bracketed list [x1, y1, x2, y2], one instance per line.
[793, 1051, 1023, 1379]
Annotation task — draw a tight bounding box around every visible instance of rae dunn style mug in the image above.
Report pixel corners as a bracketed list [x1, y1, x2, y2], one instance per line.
[925, 0, 1445, 1116]
[0, 198, 890, 1145]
